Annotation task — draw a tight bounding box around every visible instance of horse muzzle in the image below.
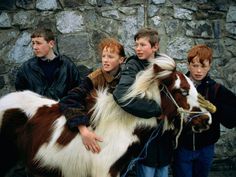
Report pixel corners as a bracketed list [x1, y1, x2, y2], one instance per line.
[191, 113, 211, 133]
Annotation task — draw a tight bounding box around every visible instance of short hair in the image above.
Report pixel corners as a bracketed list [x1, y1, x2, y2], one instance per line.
[31, 28, 55, 42]
[134, 27, 160, 47]
[187, 44, 213, 64]
[98, 37, 125, 58]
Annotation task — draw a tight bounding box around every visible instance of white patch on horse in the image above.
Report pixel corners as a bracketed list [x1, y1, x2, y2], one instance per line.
[35, 119, 92, 177]
[0, 90, 56, 119]
[90, 89, 157, 176]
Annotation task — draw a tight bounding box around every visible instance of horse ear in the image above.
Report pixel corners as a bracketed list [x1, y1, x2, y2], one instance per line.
[153, 63, 165, 73]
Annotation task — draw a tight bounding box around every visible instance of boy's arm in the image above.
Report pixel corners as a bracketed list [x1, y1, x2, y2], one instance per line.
[15, 67, 29, 91]
[59, 77, 103, 153]
[215, 85, 236, 128]
[59, 77, 93, 128]
[113, 60, 162, 118]
[69, 61, 82, 89]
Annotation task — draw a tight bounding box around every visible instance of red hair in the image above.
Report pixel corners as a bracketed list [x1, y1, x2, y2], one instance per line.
[98, 38, 125, 58]
[187, 44, 213, 64]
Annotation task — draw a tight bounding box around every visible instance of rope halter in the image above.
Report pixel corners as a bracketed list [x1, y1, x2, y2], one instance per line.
[161, 84, 212, 148]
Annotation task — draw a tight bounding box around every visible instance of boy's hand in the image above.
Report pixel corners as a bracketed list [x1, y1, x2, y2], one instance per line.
[78, 125, 103, 153]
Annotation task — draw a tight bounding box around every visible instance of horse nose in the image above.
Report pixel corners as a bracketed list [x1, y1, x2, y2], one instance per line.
[191, 113, 211, 133]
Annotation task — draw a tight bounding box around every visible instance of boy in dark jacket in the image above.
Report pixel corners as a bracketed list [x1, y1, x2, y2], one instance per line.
[15, 28, 81, 100]
[173, 44, 236, 177]
[113, 27, 173, 177]
[59, 37, 126, 153]
[12, 28, 81, 177]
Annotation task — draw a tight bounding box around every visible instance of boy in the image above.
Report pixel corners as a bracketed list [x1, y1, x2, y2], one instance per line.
[59, 37, 126, 153]
[113, 27, 173, 177]
[173, 44, 236, 177]
[11, 27, 81, 177]
[15, 28, 81, 100]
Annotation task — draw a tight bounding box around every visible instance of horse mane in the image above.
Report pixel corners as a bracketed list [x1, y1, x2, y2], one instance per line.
[121, 53, 176, 104]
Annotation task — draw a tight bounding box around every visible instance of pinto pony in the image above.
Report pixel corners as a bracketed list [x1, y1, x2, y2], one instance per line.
[0, 54, 214, 177]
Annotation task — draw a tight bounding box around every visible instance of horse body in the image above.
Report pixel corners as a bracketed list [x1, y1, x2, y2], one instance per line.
[0, 90, 157, 177]
[0, 54, 213, 177]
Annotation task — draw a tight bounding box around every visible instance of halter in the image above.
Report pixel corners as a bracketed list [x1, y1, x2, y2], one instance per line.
[122, 84, 211, 177]
[161, 84, 208, 148]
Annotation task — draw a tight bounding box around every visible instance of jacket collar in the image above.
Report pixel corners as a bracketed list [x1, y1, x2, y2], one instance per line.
[186, 71, 215, 87]
[101, 68, 120, 83]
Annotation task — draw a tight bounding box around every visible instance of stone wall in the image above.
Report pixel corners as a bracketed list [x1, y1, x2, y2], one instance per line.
[0, 0, 235, 176]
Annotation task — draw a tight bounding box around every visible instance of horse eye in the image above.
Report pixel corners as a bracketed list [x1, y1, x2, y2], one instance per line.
[181, 90, 189, 96]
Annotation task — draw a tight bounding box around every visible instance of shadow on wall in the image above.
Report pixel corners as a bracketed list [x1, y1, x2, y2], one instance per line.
[0, 0, 33, 10]
[0, 0, 14, 10]
[77, 64, 93, 81]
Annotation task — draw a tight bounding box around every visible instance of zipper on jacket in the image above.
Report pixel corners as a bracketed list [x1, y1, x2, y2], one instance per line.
[193, 133, 196, 151]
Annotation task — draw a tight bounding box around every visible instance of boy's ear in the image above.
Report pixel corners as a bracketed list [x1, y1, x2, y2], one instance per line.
[119, 57, 126, 64]
[187, 62, 190, 70]
[153, 43, 159, 52]
[48, 40, 55, 48]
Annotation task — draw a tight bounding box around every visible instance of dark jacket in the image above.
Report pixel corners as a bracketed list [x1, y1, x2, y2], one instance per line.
[15, 55, 81, 100]
[113, 55, 161, 118]
[113, 55, 172, 167]
[179, 73, 236, 150]
[59, 68, 121, 129]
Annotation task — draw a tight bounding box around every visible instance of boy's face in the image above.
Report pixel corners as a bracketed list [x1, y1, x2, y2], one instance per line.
[134, 37, 159, 60]
[31, 37, 54, 58]
[102, 47, 124, 75]
[188, 57, 211, 81]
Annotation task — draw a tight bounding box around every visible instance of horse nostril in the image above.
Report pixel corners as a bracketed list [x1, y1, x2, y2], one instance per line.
[193, 126, 200, 132]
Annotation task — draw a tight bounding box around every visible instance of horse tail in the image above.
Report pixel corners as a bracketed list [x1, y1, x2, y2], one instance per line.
[0, 108, 28, 176]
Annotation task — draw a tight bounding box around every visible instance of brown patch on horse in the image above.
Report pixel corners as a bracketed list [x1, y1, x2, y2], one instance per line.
[109, 126, 156, 177]
[175, 72, 190, 110]
[153, 63, 165, 73]
[1, 108, 28, 139]
[57, 125, 78, 146]
[0, 108, 28, 175]
[18, 103, 75, 175]
[159, 72, 192, 132]
[30, 160, 62, 177]
[160, 72, 189, 122]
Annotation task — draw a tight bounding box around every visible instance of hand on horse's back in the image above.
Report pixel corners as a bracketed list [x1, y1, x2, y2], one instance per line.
[78, 125, 103, 153]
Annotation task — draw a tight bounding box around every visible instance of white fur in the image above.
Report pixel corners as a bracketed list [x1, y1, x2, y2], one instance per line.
[121, 53, 176, 107]
[180, 75, 212, 124]
[0, 90, 56, 127]
[0, 54, 211, 177]
[31, 89, 157, 177]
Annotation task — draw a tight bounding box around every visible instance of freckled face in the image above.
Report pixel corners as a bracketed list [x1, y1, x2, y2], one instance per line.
[102, 47, 124, 75]
[134, 37, 159, 60]
[188, 57, 211, 81]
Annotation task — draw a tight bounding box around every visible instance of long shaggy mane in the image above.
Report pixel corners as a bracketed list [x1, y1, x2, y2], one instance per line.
[121, 53, 176, 105]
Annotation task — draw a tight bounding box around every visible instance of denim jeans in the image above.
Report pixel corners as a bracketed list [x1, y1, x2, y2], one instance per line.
[173, 144, 214, 177]
[136, 163, 168, 177]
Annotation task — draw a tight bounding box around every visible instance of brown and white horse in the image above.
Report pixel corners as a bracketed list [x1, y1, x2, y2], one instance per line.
[0, 54, 213, 177]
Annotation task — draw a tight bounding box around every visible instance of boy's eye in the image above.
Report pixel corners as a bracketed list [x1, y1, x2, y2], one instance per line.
[134, 43, 146, 48]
